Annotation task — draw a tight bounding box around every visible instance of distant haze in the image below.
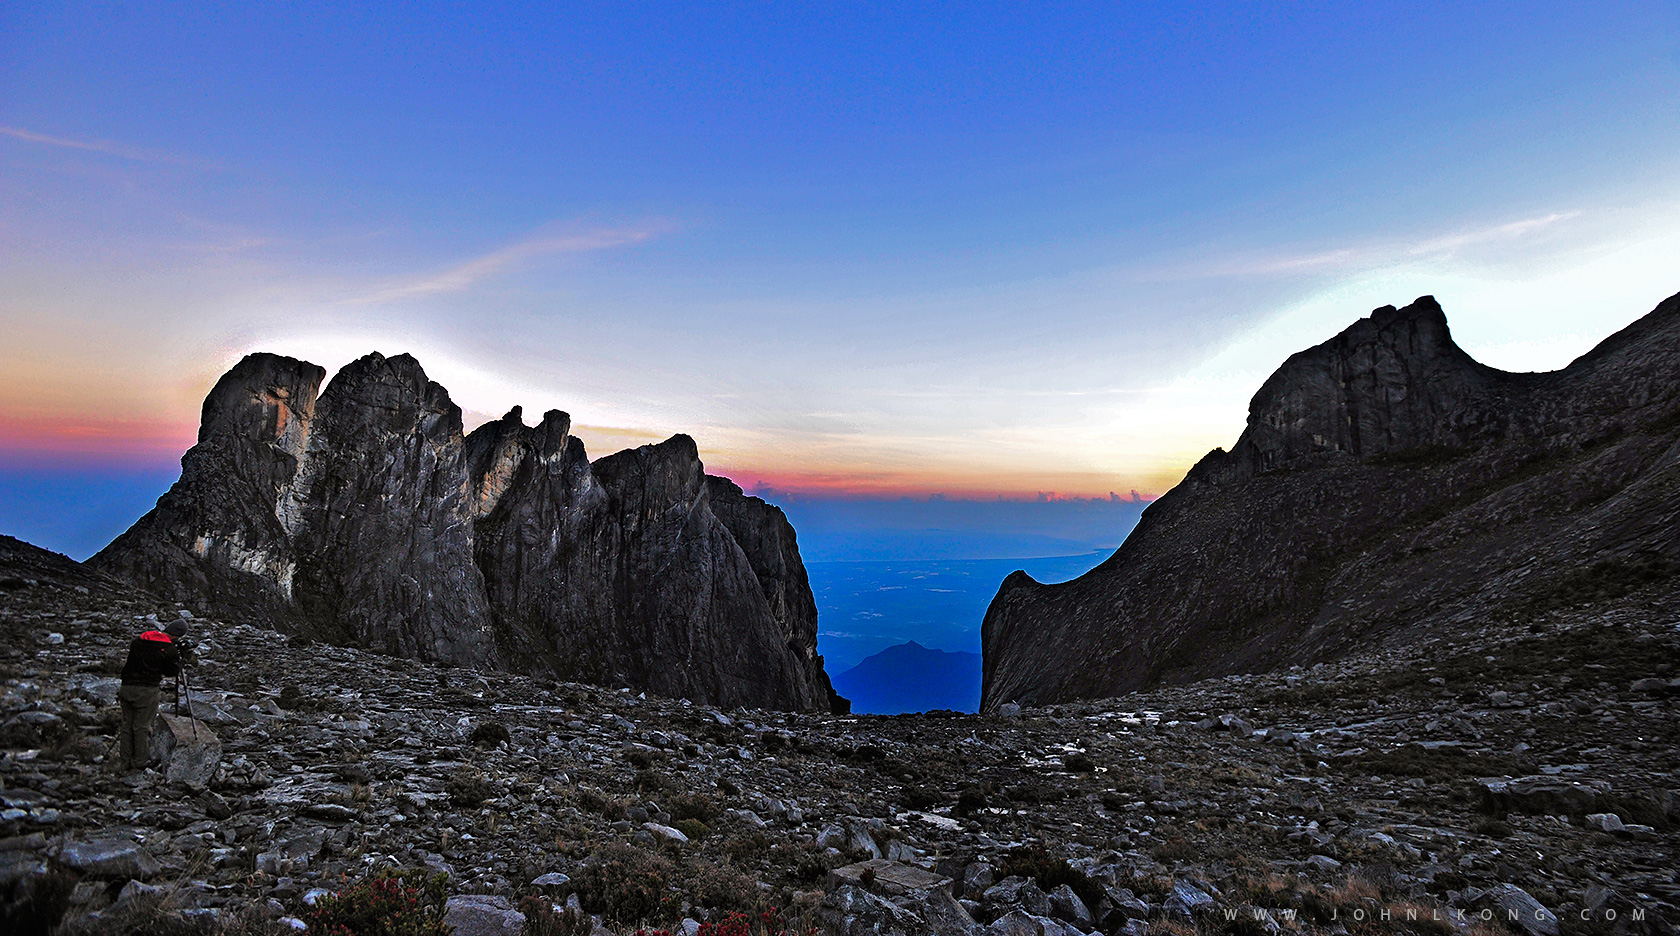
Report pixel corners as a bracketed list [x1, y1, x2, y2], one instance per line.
[775, 493, 1147, 562]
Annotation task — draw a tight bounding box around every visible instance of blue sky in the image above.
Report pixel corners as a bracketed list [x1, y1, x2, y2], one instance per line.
[3, 2, 1679, 521]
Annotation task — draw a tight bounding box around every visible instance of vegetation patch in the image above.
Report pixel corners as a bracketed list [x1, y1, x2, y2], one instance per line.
[301, 871, 451, 936]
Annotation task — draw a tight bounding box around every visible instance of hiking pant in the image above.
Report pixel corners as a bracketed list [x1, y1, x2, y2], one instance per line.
[117, 684, 162, 769]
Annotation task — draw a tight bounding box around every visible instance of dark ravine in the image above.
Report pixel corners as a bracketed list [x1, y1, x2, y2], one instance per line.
[982, 292, 1680, 711]
[90, 351, 842, 713]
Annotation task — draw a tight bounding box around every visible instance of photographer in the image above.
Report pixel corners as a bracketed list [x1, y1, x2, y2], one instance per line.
[115, 619, 189, 771]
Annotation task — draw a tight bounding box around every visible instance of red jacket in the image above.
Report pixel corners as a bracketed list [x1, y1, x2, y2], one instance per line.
[120, 631, 182, 687]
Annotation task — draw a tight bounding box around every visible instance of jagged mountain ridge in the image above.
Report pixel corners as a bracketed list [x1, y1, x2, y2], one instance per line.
[90, 351, 842, 713]
[982, 292, 1680, 711]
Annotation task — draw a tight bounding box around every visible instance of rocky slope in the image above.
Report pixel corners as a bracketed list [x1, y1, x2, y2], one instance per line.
[2, 534, 1675, 936]
[983, 293, 1680, 711]
[89, 352, 839, 713]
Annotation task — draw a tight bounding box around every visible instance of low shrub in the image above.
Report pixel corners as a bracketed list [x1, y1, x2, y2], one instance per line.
[633, 909, 814, 936]
[999, 845, 1105, 913]
[1063, 753, 1096, 774]
[300, 872, 451, 936]
[681, 861, 761, 914]
[666, 792, 721, 823]
[571, 842, 676, 925]
[767, 843, 846, 885]
[723, 831, 771, 866]
[445, 768, 497, 807]
[519, 897, 591, 936]
[577, 788, 629, 820]
[673, 818, 709, 840]
[953, 788, 988, 817]
[469, 722, 511, 748]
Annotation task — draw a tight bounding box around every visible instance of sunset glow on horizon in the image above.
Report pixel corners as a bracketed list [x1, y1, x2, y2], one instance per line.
[4, 3, 1679, 507]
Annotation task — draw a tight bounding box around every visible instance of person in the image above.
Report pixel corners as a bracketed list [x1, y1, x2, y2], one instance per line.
[116, 619, 187, 770]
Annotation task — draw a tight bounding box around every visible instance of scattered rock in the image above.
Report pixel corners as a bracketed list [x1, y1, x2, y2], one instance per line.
[56, 837, 161, 881]
[444, 894, 526, 936]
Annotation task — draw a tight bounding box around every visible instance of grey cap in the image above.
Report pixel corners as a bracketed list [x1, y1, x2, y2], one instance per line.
[163, 620, 189, 638]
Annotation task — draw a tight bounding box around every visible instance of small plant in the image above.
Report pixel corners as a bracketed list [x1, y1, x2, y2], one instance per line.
[577, 788, 629, 820]
[520, 897, 591, 936]
[767, 842, 845, 885]
[681, 861, 761, 914]
[953, 788, 988, 817]
[469, 721, 511, 748]
[633, 909, 815, 936]
[1063, 753, 1096, 773]
[673, 818, 709, 840]
[300, 872, 451, 936]
[666, 792, 721, 823]
[1000, 845, 1105, 913]
[723, 831, 771, 866]
[445, 767, 497, 807]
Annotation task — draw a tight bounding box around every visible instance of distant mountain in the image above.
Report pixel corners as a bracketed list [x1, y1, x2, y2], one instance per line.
[832, 641, 982, 714]
[984, 292, 1680, 710]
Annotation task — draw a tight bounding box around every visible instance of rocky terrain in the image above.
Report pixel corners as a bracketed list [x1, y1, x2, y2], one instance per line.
[983, 293, 1680, 711]
[3, 534, 1675, 936]
[90, 352, 839, 713]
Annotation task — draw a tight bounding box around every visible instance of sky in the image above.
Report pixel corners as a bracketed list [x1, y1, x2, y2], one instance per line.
[3, 2, 1680, 537]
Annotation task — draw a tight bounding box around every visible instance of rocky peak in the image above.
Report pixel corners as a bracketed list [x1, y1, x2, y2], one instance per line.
[195, 352, 325, 453]
[1194, 295, 1504, 484]
[91, 354, 839, 712]
[983, 291, 1680, 710]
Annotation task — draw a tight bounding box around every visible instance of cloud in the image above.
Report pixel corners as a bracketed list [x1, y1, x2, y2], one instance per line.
[357, 224, 667, 302]
[1144, 210, 1582, 281]
[0, 124, 214, 168]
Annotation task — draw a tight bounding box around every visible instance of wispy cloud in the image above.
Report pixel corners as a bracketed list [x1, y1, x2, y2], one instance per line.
[357, 224, 667, 302]
[1144, 210, 1583, 281]
[1403, 211, 1578, 256]
[0, 124, 214, 169]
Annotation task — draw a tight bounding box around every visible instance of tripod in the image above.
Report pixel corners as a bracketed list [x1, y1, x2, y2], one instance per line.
[174, 670, 200, 740]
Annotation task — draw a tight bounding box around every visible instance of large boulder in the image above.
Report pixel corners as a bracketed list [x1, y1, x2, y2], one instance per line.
[149, 714, 220, 788]
[1470, 884, 1559, 936]
[1480, 776, 1611, 817]
[444, 894, 526, 936]
[818, 885, 926, 936]
[56, 838, 161, 881]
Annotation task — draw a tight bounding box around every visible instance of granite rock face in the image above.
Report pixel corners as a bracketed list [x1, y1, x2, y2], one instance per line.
[91, 353, 839, 712]
[982, 293, 1680, 710]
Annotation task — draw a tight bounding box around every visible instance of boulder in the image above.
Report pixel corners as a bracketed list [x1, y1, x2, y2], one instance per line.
[1471, 884, 1558, 936]
[1584, 813, 1625, 833]
[826, 859, 950, 897]
[444, 894, 527, 936]
[983, 877, 1052, 917]
[149, 714, 220, 787]
[1046, 884, 1092, 927]
[1481, 776, 1610, 817]
[818, 884, 925, 936]
[921, 886, 984, 936]
[986, 909, 1082, 936]
[56, 837, 161, 881]
[1163, 881, 1215, 919]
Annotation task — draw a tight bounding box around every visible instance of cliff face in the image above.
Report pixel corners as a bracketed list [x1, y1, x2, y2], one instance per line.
[981, 293, 1680, 711]
[91, 353, 840, 712]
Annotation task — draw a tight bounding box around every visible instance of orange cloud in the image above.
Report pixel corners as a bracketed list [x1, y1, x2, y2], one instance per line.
[0, 413, 197, 462]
